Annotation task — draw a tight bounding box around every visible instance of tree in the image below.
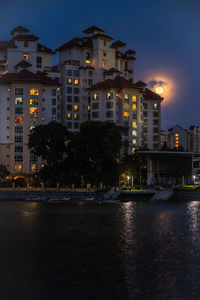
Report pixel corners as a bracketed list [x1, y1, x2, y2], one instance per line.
[28, 122, 71, 185]
[0, 164, 9, 180]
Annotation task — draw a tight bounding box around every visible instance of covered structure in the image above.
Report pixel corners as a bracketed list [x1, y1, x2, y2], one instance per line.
[137, 151, 200, 186]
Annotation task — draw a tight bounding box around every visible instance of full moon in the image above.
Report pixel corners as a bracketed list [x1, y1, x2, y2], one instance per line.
[156, 86, 164, 94]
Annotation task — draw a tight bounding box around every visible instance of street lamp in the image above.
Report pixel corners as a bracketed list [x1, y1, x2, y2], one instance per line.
[127, 175, 130, 188]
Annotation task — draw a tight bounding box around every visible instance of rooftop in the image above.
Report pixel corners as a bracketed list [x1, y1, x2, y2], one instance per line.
[83, 26, 105, 34]
[89, 76, 139, 90]
[10, 26, 30, 35]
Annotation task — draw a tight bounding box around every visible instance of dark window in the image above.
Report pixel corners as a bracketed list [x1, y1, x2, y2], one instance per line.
[92, 102, 99, 109]
[73, 70, 79, 76]
[15, 88, 23, 95]
[92, 112, 99, 118]
[52, 108, 56, 115]
[67, 87, 72, 94]
[67, 69, 72, 76]
[52, 89, 56, 96]
[24, 41, 28, 48]
[106, 102, 113, 109]
[74, 88, 79, 94]
[67, 96, 72, 102]
[15, 107, 23, 114]
[67, 105, 72, 111]
[74, 96, 79, 103]
[52, 98, 56, 106]
[143, 103, 148, 109]
[106, 111, 113, 118]
[37, 57, 42, 68]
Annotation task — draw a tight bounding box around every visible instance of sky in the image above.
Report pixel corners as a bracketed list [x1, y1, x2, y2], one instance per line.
[1, 0, 200, 130]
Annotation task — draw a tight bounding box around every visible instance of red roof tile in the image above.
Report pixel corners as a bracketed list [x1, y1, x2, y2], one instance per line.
[111, 40, 126, 48]
[56, 37, 92, 51]
[37, 43, 56, 54]
[89, 76, 139, 90]
[0, 69, 58, 85]
[83, 26, 105, 34]
[91, 33, 113, 40]
[14, 34, 38, 41]
[11, 26, 30, 35]
[103, 68, 122, 75]
[143, 88, 163, 100]
[15, 60, 32, 69]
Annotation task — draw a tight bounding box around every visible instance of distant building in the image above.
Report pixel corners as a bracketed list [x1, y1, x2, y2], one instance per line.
[160, 129, 169, 148]
[189, 126, 200, 152]
[168, 125, 191, 151]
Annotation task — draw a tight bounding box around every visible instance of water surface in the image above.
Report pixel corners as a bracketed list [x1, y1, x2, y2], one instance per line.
[0, 200, 199, 299]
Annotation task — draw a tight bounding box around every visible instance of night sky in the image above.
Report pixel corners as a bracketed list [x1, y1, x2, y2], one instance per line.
[1, 0, 200, 130]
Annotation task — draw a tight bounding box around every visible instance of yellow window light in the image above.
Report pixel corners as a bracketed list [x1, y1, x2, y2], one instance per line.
[132, 95, 136, 102]
[24, 53, 29, 60]
[132, 104, 137, 111]
[132, 121, 137, 128]
[30, 107, 38, 115]
[74, 105, 79, 111]
[67, 78, 72, 84]
[86, 60, 91, 64]
[74, 79, 79, 85]
[124, 112, 129, 118]
[30, 88, 39, 96]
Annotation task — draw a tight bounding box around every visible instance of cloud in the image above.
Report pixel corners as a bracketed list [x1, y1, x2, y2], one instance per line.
[148, 80, 167, 88]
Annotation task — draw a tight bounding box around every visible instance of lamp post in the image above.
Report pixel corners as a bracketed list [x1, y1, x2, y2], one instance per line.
[127, 175, 130, 189]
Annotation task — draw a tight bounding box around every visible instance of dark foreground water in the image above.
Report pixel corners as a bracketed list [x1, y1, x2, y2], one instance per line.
[0, 200, 200, 299]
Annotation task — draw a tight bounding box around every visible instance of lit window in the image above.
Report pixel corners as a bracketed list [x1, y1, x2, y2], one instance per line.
[31, 117, 38, 124]
[132, 121, 137, 128]
[132, 140, 137, 145]
[30, 98, 38, 105]
[106, 93, 113, 100]
[103, 60, 107, 68]
[124, 112, 129, 118]
[93, 94, 98, 100]
[74, 105, 79, 111]
[124, 103, 129, 110]
[15, 97, 23, 105]
[132, 104, 137, 111]
[104, 52, 107, 57]
[67, 78, 72, 84]
[15, 117, 23, 124]
[132, 96, 136, 102]
[67, 113, 71, 120]
[31, 164, 37, 172]
[8, 88, 10, 92]
[86, 60, 90, 64]
[88, 106, 91, 111]
[85, 52, 91, 63]
[14, 164, 22, 172]
[74, 79, 79, 85]
[30, 107, 38, 115]
[41, 117, 45, 121]
[153, 103, 158, 109]
[30, 126, 35, 131]
[175, 133, 179, 137]
[74, 113, 79, 120]
[124, 94, 129, 100]
[24, 53, 29, 60]
[30, 89, 39, 96]
[132, 130, 137, 136]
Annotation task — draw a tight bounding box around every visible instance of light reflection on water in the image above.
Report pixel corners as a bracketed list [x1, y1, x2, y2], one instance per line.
[0, 200, 199, 299]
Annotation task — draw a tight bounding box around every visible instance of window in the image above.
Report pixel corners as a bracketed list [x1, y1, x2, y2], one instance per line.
[15, 146, 23, 152]
[124, 94, 129, 100]
[85, 52, 91, 63]
[92, 102, 99, 109]
[31, 164, 37, 172]
[15, 126, 23, 133]
[24, 53, 29, 60]
[132, 121, 137, 128]
[153, 111, 158, 118]
[143, 111, 148, 117]
[30, 107, 38, 115]
[74, 88, 79, 94]
[104, 40, 107, 46]
[52, 108, 56, 115]
[143, 127, 148, 133]
[74, 79, 79, 85]
[132, 95, 136, 102]
[153, 119, 158, 125]
[30, 89, 39, 96]
[67, 122, 72, 129]
[153, 136, 159, 141]
[106, 102, 113, 109]
[67, 96, 72, 102]
[30, 126, 35, 132]
[153, 127, 159, 133]
[67, 104, 72, 111]
[15, 88, 23, 95]
[93, 93, 98, 100]
[15, 117, 23, 124]
[88, 71, 93, 77]
[51, 89, 56, 96]
[103, 60, 107, 68]
[74, 123, 79, 129]
[132, 104, 136, 111]
[67, 78, 72, 84]
[30, 98, 38, 105]
[106, 111, 113, 118]
[67, 113, 72, 120]
[67, 69, 72, 76]
[73, 70, 79, 76]
[52, 98, 56, 106]
[132, 130, 137, 137]
[153, 143, 159, 149]
[106, 93, 113, 100]
[24, 41, 28, 48]
[143, 103, 148, 109]
[143, 119, 148, 125]
[14, 164, 22, 172]
[74, 105, 79, 111]
[15, 107, 23, 114]
[124, 112, 129, 118]
[103, 52, 107, 57]
[74, 113, 79, 120]
[153, 103, 158, 109]
[15, 97, 23, 105]
[92, 112, 99, 118]
[74, 96, 79, 103]
[31, 117, 38, 124]
[88, 79, 93, 85]
[67, 87, 72, 93]
[37, 57, 42, 68]
[15, 136, 23, 143]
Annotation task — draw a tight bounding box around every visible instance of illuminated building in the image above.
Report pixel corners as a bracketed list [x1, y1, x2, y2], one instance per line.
[0, 26, 60, 175]
[168, 125, 191, 151]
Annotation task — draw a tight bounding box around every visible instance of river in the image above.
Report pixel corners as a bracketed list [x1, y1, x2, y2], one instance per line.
[0, 200, 200, 299]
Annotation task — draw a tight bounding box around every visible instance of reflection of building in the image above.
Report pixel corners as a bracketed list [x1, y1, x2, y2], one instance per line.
[0, 26, 59, 174]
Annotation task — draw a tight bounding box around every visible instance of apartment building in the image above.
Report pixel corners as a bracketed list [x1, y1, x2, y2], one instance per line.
[0, 26, 60, 175]
[57, 26, 163, 152]
[168, 125, 191, 151]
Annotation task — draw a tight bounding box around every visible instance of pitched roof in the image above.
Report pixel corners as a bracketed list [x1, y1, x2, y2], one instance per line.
[104, 68, 122, 75]
[56, 37, 92, 51]
[135, 80, 147, 86]
[83, 26, 105, 34]
[14, 34, 39, 41]
[0, 41, 16, 49]
[111, 40, 126, 48]
[11, 26, 30, 35]
[125, 49, 136, 55]
[143, 88, 163, 100]
[37, 43, 56, 54]
[91, 33, 113, 40]
[15, 60, 32, 69]
[0, 69, 58, 85]
[89, 76, 139, 90]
